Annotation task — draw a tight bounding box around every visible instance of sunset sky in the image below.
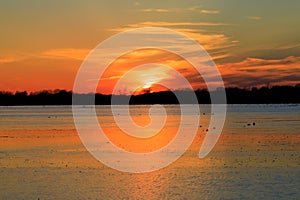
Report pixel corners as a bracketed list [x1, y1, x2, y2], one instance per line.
[0, 0, 299, 93]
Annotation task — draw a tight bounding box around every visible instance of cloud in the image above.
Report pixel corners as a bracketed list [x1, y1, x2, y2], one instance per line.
[188, 6, 202, 11]
[100, 75, 123, 81]
[174, 28, 234, 51]
[0, 48, 92, 65]
[247, 16, 262, 20]
[225, 56, 300, 68]
[0, 54, 28, 64]
[211, 52, 232, 61]
[123, 21, 228, 28]
[41, 48, 91, 61]
[141, 6, 207, 13]
[277, 43, 300, 50]
[109, 26, 233, 52]
[201, 9, 220, 15]
[178, 56, 300, 89]
[141, 8, 171, 13]
[108, 21, 234, 61]
[218, 56, 300, 87]
[0, 57, 22, 64]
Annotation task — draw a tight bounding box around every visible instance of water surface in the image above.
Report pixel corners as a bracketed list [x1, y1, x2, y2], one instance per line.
[0, 104, 299, 199]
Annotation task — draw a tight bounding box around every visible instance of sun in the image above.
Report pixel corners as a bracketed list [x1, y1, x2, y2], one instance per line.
[142, 81, 155, 89]
[133, 81, 156, 95]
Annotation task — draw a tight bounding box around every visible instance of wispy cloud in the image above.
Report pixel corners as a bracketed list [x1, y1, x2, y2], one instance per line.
[188, 6, 201, 11]
[219, 56, 300, 87]
[0, 49, 92, 65]
[277, 43, 300, 50]
[0, 57, 22, 64]
[139, 5, 222, 14]
[201, 9, 220, 15]
[108, 21, 234, 61]
[247, 16, 262, 20]
[110, 21, 228, 32]
[0, 54, 27, 64]
[141, 6, 206, 13]
[141, 8, 171, 13]
[224, 56, 300, 68]
[41, 48, 91, 61]
[211, 52, 232, 61]
[174, 28, 234, 51]
[141, 21, 226, 26]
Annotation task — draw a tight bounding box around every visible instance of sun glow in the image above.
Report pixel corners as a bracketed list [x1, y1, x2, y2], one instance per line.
[142, 81, 155, 89]
[96, 49, 208, 95]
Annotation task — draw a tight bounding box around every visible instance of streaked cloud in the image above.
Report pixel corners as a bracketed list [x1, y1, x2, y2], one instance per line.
[224, 56, 300, 68]
[109, 22, 233, 53]
[211, 52, 232, 61]
[108, 21, 235, 66]
[188, 6, 201, 11]
[201, 9, 220, 15]
[174, 28, 234, 51]
[277, 43, 300, 50]
[141, 6, 206, 13]
[100, 75, 123, 81]
[141, 8, 171, 13]
[0, 48, 91, 65]
[219, 56, 300, 87]
[247, 16, 262, 20]
[0, 54, 27, 64]
[110, 21, 228, 32]
[0, 57, 22, 64]
[41, 48, 91, 61]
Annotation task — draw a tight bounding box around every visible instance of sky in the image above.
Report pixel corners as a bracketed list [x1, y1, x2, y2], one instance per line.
[0, 0, 299, 93]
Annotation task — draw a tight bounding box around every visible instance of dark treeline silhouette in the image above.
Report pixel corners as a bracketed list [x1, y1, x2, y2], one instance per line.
[0, 85, 300, 105]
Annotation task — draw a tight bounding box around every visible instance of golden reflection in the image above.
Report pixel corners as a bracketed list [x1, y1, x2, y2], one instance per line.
[103, 115, 180, 153]
[127, 170, 169, 200]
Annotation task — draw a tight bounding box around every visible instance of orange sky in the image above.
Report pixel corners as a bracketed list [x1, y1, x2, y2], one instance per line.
[0, 1, 299, 93]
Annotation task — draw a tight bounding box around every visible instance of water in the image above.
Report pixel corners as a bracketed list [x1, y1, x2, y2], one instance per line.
[0, 104, 299, 134]
[0, 105, 299, 199]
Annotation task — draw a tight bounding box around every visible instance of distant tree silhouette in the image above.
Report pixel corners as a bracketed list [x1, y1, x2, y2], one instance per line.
[0, 85, 300, 105]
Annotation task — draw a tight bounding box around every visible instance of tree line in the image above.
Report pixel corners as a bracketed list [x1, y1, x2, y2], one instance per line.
[0, 85, 300, 105]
